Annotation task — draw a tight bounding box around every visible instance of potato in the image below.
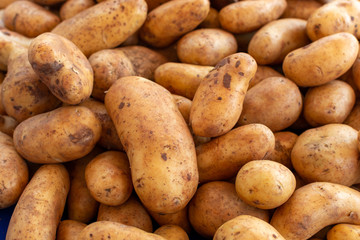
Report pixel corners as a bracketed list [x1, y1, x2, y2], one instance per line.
[291, 124, 360, 186]
[344, 101, 360, 130]
[6, 164, 70, 240]
[283, 32, 359, 87]
[13, 106, 101, 164]
[219, 0, 287, 34]
[56, 220, 87, 240]
[149, 207, 191, 234]
[190, 53, 257, 137]
[248, 65, 283, 89]
[281, 0, 322, 19]
[154, 225, 189, 240]
[304, 80, 356, 127]
[0, 115, 18, 136]
[154, 62, 213, 100]
[85, 151, 133, 206]
[2, 47, 61, 122]
[271, 182, 360, 240]
[235, 160, 296, 209]
[197, 123, 274, 183]
[105, 76, 198, 214]
[177, 28, 237, 66]
[327, 224, 360, 240]
[238, 77, 303, 132]
[352, 46, 360, 91]
[267, 131, 298, 169]
[97, 195, 153, 232]
[28, 32, 93, 105]
[146, 0, 171, 11]
[214, 215, 285, 240]
[60, 0, 95, 20]
[121, 31, 140, 46]
[139, 0, 210, 48]
[248, 18, 310, 65]
[199, 7, 220, 28]
[3, 1, 60, 38]
[172, 94, 191, 124]
[52, 0, 147, 57]
[0, 131, 28, 209]
[188, 181, 269, 238]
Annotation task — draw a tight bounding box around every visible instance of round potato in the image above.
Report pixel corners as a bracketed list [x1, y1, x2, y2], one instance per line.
[59, 0, 96, 20]
[57, 220, 87, 240]
[327, 224, 360, 240]
[154, 225, 189, 240]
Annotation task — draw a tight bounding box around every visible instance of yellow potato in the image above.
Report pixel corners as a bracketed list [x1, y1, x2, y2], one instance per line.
[327, 224, 360, 240]
[281, 0, 322, 20]
[59, 0, 96, 20]
[56, 220, 87, 240]
[267, 131, 298, 169]
[154, 225, 189, 240]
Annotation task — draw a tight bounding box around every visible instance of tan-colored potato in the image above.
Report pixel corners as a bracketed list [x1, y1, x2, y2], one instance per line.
[0, 131, 28, 209]
[197, 123, 274, 183]
[327, 224, 360, 240]
[139, 0, 210, 48]
[248, 65, 283, 89]
[52, 0, 148, 57]
[77, 221, 166, 240]
[188, 181, 269, 238]
[85, 151, 133, 206]
[56, 220, 87, 240]
[154, 225, 189, 240]
[0, 115, 18, 136]
[177, 28, 237, 66]
[172, 94, 191, 124]
[190, 53, 257, 137]
[214, 215, 285, 240]
[304, 80, 356, 127]
[28, 32, 93, 105]
[219, 0, 287, 34]
[267, 131, 298, 169]
[271, 182, 360, 240]
[154, 62, 213, 100]
[248, 18, 310, 65]
[344, 101, 360, 130]
[105, 76, 198, 214]
[149, 207, 191, 234]
[13, 106, 101, 164]
[291, 124, 360, 186]
[238, 77, 303, 132]
[235, 160, 296, 209]
[281, 0, 322, 19]
[283, 32, 359, 87]
[97, 196, 153, 232]
[59, 0, 96, 20]
[199, 7, 220, 28]
[6, 164, 70, 240]
[3, 1, 60, 38]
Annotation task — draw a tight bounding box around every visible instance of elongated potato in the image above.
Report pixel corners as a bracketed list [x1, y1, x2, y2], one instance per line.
[154, 225, 189, 240]
[271, 182, 360, 240]
[281, 0, 321, 19]
[0, 115, 18, 136]
[6, 164, 70, 240]
[327, 224, 360, 240]
[149, 207, 191, 234]
[52, 0, 147, 57]
[105, 76, 198, 214]
[283, 32, 359, 87]
[13, 106, 101, 164]
[59, 0, 96, 20]
[190, 53, 257, 137]
[57, 220, 87, 240]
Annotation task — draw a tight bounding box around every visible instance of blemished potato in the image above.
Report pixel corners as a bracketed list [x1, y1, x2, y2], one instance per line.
[235, 160, 296, 209]
[190, 53, 257, 137]
[291, 124, 360, 186]
[139, 0, 210, 48]
[238, 77, 303, 132]
[267, 131, 298, 169]
[327, 224, 360, 240]
[6, 164, 70, 240]
[0, 131, 28, 209]
[281, 0, 322, 19]
[154, 225, 189, 240]
[56, 220, 87, 240]
[271, 182, 360, 240]
[149, 207, 191, 234]
[59, 0, 96, 20]
[3, 1, 60, 38]
[0, 115, 18, 136]
[214, 215, 285, 240]
[172, 94, 191, 124]
[85, 151, 133, 206]
[248, 18, 310, 65]
[154, 62, 213, 100]
[177, 28, 237, 66]
[199, 7, 220, 28]
[188, 181, 269, 238]
[304, 80, 356, 127]
[344, 101, 360, 130]
[219, 0, 287, 34]
[97, 196, 153, 232]
[197, 123, 274, 183]
[283, 32, 359, 87]
[13, 106, 102, 164]
[28, 32, 93, 105]
[249, 65, 283, 89]
[105, 76, 198, 214]
[52, 0, 148, 57]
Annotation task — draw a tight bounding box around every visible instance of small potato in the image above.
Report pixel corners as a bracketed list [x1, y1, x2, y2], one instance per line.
[177, 28, 237, 66]
[139, 0, 210, 48]
[60, 0, 96, 20]
[3, 1, 60, 38]
[0, 115, 18, 136]
[248, 18, 310, 65]
[238, 77, 303, 132]
[57, 220, 87, 240]
[327, 224, 360, 240]
[235, 160, 296, 209]
[344, 101, 360, 130]
[283, 32, 359, 87]
[149, 207, 191, 234]
[154, 225, 189, 240]
[13, 106, 102, 164]
[172, 94, 191, 124]
[304, 80, 356, 127]
[281, 0, 322, 19]
[85, 151, 133, 206]
[199, 7, 220, 28]
[267, 131, 298, 169]
[248, 65, 283, 89]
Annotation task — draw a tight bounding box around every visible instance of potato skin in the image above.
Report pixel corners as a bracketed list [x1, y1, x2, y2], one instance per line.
[267, 131, 298, 169]
[344, 101, 360, 131]
[199, 7, 220, 28]
[13, 106, 101, 164]
[281, 0, 321, 19]
[60, 0, 96, 20]
[52, 0, 148, 57]
[172, 94, 191, 124]
[248, 65, 283, 89]
[149, 207, 191, 234]
[154, 225, 189, 240]
[57, 220, 87, 240]
[105, 76, 198, 214]
[6, 164, 70, 240]
[327, 224, 360, 240]
[0, 115, 18, 136]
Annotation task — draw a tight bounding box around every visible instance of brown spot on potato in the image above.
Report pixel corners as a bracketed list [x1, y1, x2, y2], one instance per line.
[118, 102, 125, 109]
[69, 128, 94, 145]
[12, 13, 19, 30]
[161, 153, 167, 161]
[235, 60, 241, 68]
[215, 58, 228, 69]
[217, 97, 222, 100]
[238, 72, 244, 76]
[223, 73, 231, 89]
[314, 24, 321, 35]
[13, 105, 21, 110]
[272, 234, 277, 238]
[187, 173, 191, 181]
[32, 61, 64, 75]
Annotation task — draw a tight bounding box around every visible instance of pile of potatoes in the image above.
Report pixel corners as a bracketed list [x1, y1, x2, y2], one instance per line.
[1, 0, 360, 239]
